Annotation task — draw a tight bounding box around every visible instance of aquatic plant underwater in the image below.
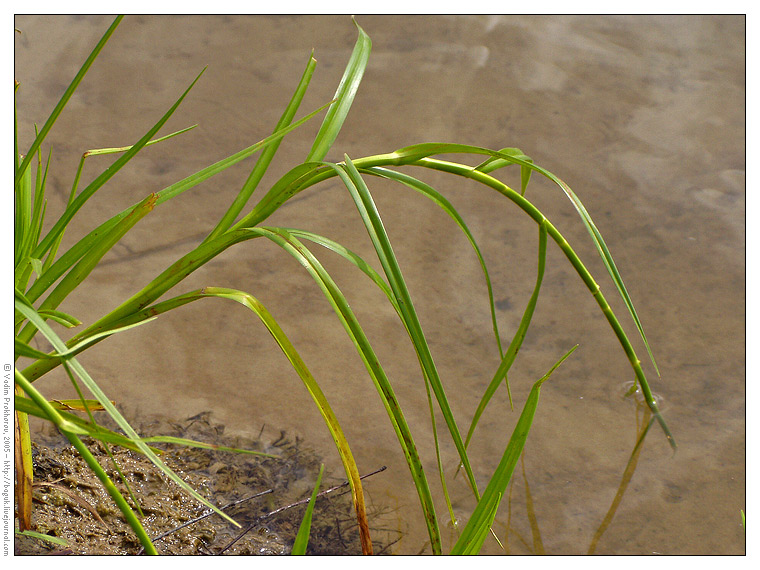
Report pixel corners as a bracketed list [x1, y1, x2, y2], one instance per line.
[14, 16, 674, 554]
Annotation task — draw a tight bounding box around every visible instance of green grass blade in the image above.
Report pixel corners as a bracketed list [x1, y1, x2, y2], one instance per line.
[549, 175, 660, 376]
[285, 226, 462, 530]
[306, 18, 371, 162]
[292, 464, 324, 555]
[15, 339, 55, 360]
[17, 394, 270, 458]
[14, 368, 157, 554]
[32, 67, 205, 262]
[47, 126, 194, 264]
[276, 226, 467, 532]
[465, 221, 548, 448]
[19, 229, 265, 382]
[205, 53, 319, 242]
[14, 146, 48, 293]
[285, 229, 395, 303]
[140, 435, 278, 458]
[14, 154, 33, 268]
[337, 157, 481, 503]
[18, 319, 157, 369]
[384, 142, 659, 376]
[234, 150, 626, 403]
[14, 293, 239, 528]
[83, 125, 197, 157]
[15, 530, 69, 548]
[451, 345, 577, 555]
[23, 216, 437, 545]
[389, 150, 673, 448]
[14, 369, 87, 436]
[171, 285, 373, 553]
[40, 193, 157, 313]
[249, 227, 441, 554]
[33, 309, 81, 328]
[233, 162, 327, 229]
[14, 395, 159, 453]
[24, 150, 51, 269]
[15, 194, 158, 348]
[474, 147, 533, 195]
[361, 166, 506, 364]
[15, 15, 124, 187]
[74, 283, 374, 552]
[282, 146, 669, 445]
[23, 100, 333, 307]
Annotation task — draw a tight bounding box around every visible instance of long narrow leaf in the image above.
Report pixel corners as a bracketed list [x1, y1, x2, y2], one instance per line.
[15, 16, 124, 186]
[205, 53, 319, 242]
[40, 194, 157, 314]
[248, 227, 441, 553]
[19, 228, 267, 381]
[188, 286, 374, 554]
[16, 194, 158, 347]
[451, 345, 577, 554]
[15, 368, 157, 554]
[292, 464, 324, 555]
[465, 221, 548, 448]
[14, 293, 239, 527]
[386, 149, 673, 448]
[32, 67, 205, 261]
[14, 395, 158, 452]
[14, 154, 33, 268]
[306, 18, 371, 162]
[77, 283, 375, 553]
[384, 142, 659, 376]
[17, 319, 157, 368]
[23, 100, 333, 307]
[45, 126, 196, 272]
[361, 166, 506, 363]
[337, 157, 481, 503]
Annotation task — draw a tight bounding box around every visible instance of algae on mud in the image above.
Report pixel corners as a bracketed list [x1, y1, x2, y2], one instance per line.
[15, 412, 392, 555]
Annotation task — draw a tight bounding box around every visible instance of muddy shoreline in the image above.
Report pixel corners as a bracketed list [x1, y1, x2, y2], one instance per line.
[16, 412, 391, 555]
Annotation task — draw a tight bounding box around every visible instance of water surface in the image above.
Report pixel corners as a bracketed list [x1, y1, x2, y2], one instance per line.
[14, 14, 745, 555]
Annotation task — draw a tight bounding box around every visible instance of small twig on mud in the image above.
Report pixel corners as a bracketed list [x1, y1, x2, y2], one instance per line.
[218, 465, 387, 554]
[137, 488, 274, 554]
[34, 480, 111, 531]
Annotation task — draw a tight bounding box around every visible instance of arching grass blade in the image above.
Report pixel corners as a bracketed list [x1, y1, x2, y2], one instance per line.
[23, 100, 333, 307]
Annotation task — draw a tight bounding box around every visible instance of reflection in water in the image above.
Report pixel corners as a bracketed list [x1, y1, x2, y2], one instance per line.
[503, 394, 655, 555]
[503, 453, 545, 554]
[587, 399, 655, 554]
[522, 454, 545, 555]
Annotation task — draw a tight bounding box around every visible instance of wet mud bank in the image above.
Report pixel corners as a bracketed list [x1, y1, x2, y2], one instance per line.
[15, 412, 391, 555]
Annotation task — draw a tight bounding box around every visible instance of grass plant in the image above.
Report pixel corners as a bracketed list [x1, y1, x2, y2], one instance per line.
[14, 16, 672, 554]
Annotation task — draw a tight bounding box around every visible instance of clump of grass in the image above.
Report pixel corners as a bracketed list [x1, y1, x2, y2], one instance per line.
[14, 16, 672, 554]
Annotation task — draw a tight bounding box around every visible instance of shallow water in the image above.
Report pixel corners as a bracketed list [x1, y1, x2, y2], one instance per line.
[14, 15, 745, 555]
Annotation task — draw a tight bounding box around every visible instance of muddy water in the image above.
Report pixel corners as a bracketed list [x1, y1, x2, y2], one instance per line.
[14, 15, 744, 555]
